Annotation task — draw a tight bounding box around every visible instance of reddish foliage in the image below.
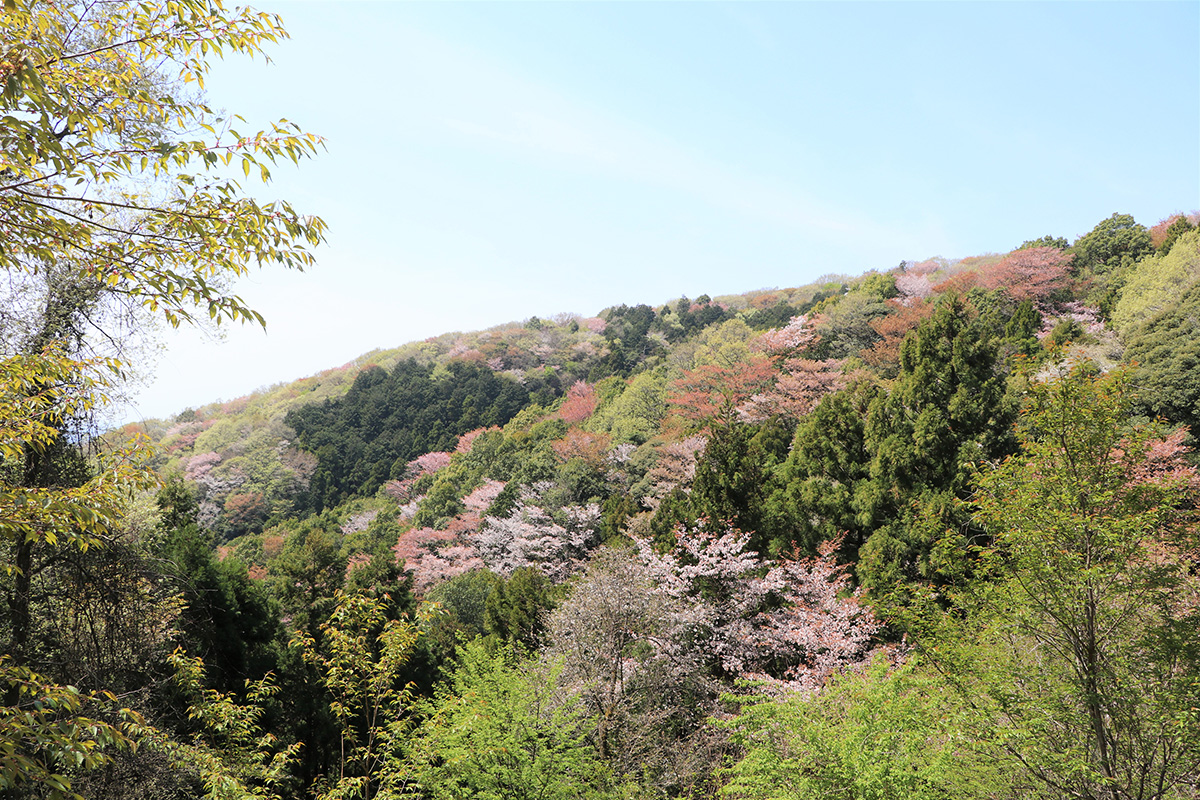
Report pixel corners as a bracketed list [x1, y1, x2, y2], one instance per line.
[932, 270, 978, 295]
[392, 496, 498, 593]
[669, 357, 775, 423]
[381, 480, 413, 503]
[345, 552, 372, 579]
[220, 397, 251, 416]
[740, 316, 844, 421]
[168, 432, 200, 453]
[557, 381, 599, 424]
[861, 299, 938, 370]
[979, 246, 1073, 304]
[749, 291, 784, 309]
[453, 349, 488, 364]
[262, 533, 285, 560]
[394, 527, 455, 564]
[1127, 428, 1200, 492]
[551, 428, 611, 466]
[1150, 215, 1183, 250]
[1149, 213, 1200, 249]
[223, 491, 267, 529]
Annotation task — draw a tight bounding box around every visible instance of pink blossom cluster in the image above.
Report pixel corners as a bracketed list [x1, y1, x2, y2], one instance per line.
[394, 513, 487, 594]
[739, 358, 845, 423]
[476, 482, 601, 581]
[753, 315, 816, 357]
[637, 528, 879, 694]
[382, 450, 454, 502]
[894, 272, 934, 304]
[641, 436, 706, 510]
[184, 450, 222, 483]
[462, 479, 506, 512]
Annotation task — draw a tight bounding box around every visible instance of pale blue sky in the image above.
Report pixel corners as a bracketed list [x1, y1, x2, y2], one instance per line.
[129, 1, 1200, 420]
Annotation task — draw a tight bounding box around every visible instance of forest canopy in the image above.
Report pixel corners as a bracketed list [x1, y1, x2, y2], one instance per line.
[2, 1, 1199, 797]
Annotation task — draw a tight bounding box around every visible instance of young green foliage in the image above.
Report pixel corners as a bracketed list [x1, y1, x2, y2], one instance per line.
[294, 591, 421, 800]
[414, 640, 614, 800]
[1, 0, 326, 328]
[0, 662, 143, 800]
[932, 366, 1200, 799]
[163, 649, 301, 800]
[720, 656, 1002, 800]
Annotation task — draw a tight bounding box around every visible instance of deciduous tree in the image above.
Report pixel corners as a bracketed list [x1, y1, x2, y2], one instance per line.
[414, 641, 614, 800]
[929, 367, 1200, 799]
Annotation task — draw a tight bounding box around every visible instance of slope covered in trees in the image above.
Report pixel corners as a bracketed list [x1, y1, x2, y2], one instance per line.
[74, 207, 1198, 798]
[4, 7, 1198, 790]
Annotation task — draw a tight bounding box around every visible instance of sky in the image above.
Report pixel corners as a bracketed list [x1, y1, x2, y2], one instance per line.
[126, 1, 1200, 421]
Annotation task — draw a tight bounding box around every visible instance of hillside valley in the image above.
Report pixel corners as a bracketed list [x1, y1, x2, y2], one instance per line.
[5, 0, 1199, 795]
[20, 208, 1200, 799]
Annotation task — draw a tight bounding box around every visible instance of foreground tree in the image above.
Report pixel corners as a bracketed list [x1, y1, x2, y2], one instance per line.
[720, 656, 1004, 800]
[858, 296, 1017, 592]
[1, 0, 325, 328]
[928, 366, 1200, 800]
[545, 549, 719, 794]
[414, 641, 615, 800]
[294, 592, 420, 800]
[1, 0, 324, 793]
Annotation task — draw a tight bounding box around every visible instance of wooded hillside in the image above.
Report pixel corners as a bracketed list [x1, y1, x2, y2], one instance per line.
[75, 211, 1199, 799]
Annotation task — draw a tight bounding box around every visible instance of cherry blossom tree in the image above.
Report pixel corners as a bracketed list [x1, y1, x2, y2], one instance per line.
[381, 450, 453, 504]
[894, 271, 935, 304]
[636, 528, 879, 694]
[544, 548, 715, 787]
[735, 315, 844, 422]
[669, 358, 775, 425]
[752, 315, 819, 363]
[462, 479, 507, 512]
[557, 381, 599, 424]
[393, 491, 490, 594]
[551, 429, 611, 468]
[738, 358, 845, 423]
[640, 436, 706, 511]
[476, 483, 601, 581]
[979, 246, 1073, 305]
[392, 523, 485, 595]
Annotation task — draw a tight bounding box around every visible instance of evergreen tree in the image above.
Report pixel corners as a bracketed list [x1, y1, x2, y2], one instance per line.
[858, 297, 1017, 592]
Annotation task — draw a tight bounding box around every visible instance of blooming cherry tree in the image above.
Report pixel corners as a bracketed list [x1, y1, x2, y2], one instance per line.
[476, 483, 601, 582]
[637, 528, 879, 693]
